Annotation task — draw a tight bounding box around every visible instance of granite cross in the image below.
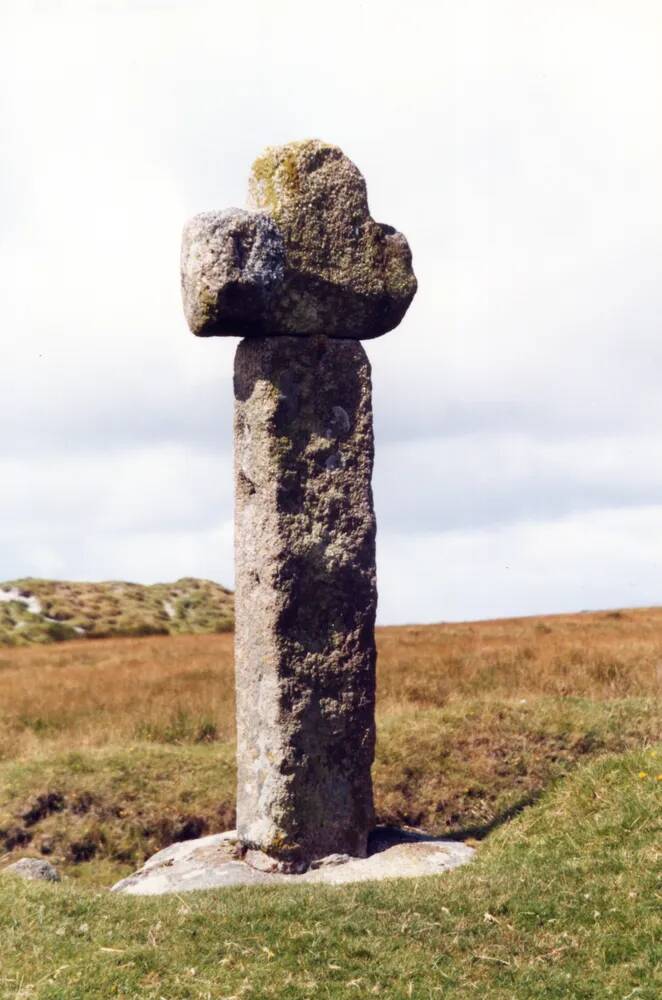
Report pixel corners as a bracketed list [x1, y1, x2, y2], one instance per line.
[181, 140, 417, 872]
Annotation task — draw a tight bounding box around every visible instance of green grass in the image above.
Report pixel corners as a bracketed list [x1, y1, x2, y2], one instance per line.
[0, 745, 236, 886]
[0, 578, 234, 646]
[0, 749, 659, 999]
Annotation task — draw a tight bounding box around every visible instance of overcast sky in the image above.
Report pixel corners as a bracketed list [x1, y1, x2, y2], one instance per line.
[1, 0, 661, 623]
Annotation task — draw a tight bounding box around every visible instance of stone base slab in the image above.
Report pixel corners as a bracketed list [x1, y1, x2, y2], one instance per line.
[111, 828, 475, 896]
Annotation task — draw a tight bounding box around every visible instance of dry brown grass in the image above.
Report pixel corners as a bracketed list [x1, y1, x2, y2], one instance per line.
[0, 605, 658, 761]
[0, 634, 236, 759]
[378, 606, 662, 706]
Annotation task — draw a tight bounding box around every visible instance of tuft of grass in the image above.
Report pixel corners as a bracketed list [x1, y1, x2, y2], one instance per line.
[134, 709, 220, 745]
[0, 749, 659, 999]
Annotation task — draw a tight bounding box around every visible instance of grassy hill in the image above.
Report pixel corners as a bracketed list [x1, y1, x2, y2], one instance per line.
[0, 577, 234, 646]
[0, 607, 658, 997]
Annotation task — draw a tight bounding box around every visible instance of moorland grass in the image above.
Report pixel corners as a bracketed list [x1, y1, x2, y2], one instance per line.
[1, 606, 659, 757]
[0, 749, 659, 999]
[0, 610, 659, 883]
[0, 609, 659, 996]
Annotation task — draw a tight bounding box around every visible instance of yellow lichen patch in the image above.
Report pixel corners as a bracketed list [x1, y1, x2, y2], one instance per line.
[249, 139, 335, 219]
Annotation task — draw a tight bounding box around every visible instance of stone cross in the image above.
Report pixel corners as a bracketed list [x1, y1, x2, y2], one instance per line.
[181, 140, 417, 871]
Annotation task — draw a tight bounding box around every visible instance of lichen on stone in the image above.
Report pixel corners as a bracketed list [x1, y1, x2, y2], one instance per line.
[181, 139, 417, 340]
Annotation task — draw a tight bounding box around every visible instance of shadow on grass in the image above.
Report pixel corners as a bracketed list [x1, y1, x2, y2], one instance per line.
[444, 790, 543, 841]
[371, 790, 545, 850]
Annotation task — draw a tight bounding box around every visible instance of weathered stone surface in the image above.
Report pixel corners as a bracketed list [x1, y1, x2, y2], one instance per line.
[181, 140, 417, 340]
[1, 858, 61, 882]
[234, 334, 377, 868]
[181, 209, 285, 338]
[111, 828, 476, 895]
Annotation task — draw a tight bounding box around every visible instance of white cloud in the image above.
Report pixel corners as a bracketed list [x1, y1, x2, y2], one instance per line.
[373, 431, 662, 533]
[1, 1, 661, 620]
[1, 445, 234, 583]
[378, 505, 662, 624]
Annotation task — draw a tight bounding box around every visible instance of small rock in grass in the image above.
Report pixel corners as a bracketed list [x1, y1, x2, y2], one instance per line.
[1, 858, 61, 882]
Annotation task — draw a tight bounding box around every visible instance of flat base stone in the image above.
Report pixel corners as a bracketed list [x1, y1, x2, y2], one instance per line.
[111, 828, 475, 896]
